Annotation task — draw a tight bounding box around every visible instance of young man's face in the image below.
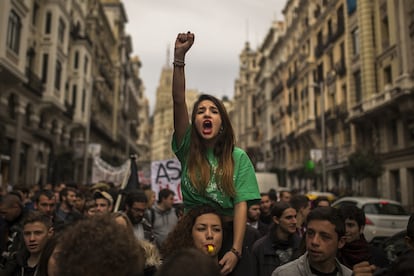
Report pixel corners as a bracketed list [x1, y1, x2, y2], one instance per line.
[126, 201, 147, 224]
[274, 208, 297, 235]
[247, 204, 261, 222]
[35, 195, 56, 217]
[95, 198, 112, 214]
[306, 219, 345, 271]
[23, 222, 53, 254]
[64, 191, 77, 207]
[344, 219, 363, 243]
[162, 194, 175, 210]
[260, 195, 272, 214]
[280, 191, 292, 203]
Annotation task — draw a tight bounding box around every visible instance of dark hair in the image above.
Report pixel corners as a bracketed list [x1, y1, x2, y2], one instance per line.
[271, 201, 293, 218]
[338, 205, 366, 228]
[124, 190, 148, 207]
[268, 189, 277, 202]
[34, 189, 55, 203]
[407, 213, 414, 239]
[188, 94, 236, 197]
[290, 195, 309, 211]
[156, 248, 221, 276]
[161, 205, 223, 259]
[312, 196, 330, 208]
[23, 210, 53, 229]
[307, 207, 345, 239]
[59, 187, 77, 202]
[57, 215, 145, 276]
[157, 188, 175, 204]
[260, 192, 269, 197]
[37, 233, 61, 276]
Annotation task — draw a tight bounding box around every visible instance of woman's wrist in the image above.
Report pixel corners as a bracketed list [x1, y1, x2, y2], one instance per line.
[229, 247, 242, 260]
[173, 58, 185, 67]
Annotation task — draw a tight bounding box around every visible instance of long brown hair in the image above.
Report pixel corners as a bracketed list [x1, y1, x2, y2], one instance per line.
[187, 94, 236, 197]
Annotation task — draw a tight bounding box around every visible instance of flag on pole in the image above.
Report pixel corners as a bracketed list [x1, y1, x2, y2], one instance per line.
[114, 154, 140, 212]
[125, 154, 140, 191]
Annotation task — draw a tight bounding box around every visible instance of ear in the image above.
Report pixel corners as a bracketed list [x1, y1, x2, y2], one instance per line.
[337, 236, 346, 249]
[272, 216, 279, 225]
[48, 227, 54, 237]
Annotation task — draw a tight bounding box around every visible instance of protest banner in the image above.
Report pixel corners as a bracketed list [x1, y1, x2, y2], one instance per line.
[151, 158, 182, 203]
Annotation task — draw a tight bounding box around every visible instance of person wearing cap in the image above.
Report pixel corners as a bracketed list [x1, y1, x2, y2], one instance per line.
[94, 191, 113, 214]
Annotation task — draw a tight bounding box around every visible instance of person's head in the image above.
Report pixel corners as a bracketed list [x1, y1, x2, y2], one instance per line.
[247, 203, 261, 223]
[0, 193, 23, 222]
[83, 197, 97, 217]
[271, 201, 297, 238]
[313, 196, 331, 208]
[59, 187, 77, 208]
[94, 191, 113, 214]
[260, 193, 272, 215]
[306, 207, 346, 271]
[112, 211, 135, 237]
[34, 189, 56, 218]
[279, 190, 292, 203]
[124, 190, 148, 225]
[268, 188, 277, 204]
[155, 248, 221, 276]
[187, 94, 236, 198]
[161, 205, 223, 259]
[290, 194, 311, 222]
[36, 233, 61, 276]
[338, 205, 366, 243]
[57, 215, 145, 276]
[157, 188, 175, 210]
[22, 211, 54, 256]
[405, 213, 414, 249]
[143, 188, 156, 208]
[74, 191, 86, 212]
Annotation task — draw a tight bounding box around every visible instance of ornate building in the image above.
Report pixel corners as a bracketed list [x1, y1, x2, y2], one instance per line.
[0, 0, 150, 187]
[234, 0, 414, 210]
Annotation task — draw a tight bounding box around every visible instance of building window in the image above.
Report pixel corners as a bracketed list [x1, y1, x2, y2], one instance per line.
[45, 12, 52, 34]
[32, 2, 39, 26]
[55, 60, 62, 90]
[391, 170, 401, 202]
[7, 10, 21, 54]
[384, 65, 392, 84]
[354, 71, 362, 102]
[41, 54, 48, 83]
[72, 85, 77, 106]
[82, 89, 86, 112]
[58, 18, 65, 43]
[74, 51, 79, 69]
[351, 28, 359, 56]
[84, 56, 89, 74]
[391, 119, 398, 145]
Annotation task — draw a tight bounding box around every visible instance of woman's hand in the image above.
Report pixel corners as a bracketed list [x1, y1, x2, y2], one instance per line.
[174, 32, 195, 60]
[219, 251, 238, 275]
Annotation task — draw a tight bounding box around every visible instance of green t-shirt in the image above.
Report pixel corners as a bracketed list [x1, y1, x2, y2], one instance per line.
[172, 126, 260, 216]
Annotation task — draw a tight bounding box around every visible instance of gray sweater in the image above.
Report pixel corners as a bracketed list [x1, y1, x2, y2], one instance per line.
[272, 252, 352, 276]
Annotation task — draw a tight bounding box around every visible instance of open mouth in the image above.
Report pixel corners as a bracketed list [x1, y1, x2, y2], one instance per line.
[202, 120, 213, 134]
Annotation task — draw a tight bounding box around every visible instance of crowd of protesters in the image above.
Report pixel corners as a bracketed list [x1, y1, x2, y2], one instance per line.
[0, 182, 412, 276]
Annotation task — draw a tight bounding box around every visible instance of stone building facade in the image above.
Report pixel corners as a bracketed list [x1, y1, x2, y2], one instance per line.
[0, 0, 150, 187]
[233, 0, 414, 210]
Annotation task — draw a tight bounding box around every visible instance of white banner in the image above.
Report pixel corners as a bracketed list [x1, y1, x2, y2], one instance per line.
[151, 159, 182, 203]
[91, 157, 130, 186]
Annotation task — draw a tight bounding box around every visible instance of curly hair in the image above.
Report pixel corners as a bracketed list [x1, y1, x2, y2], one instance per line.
[57, 215, 145, 276]
[160, 205, 223, 259]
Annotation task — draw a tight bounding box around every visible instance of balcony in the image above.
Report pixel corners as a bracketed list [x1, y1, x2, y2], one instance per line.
[25, 68, 44, 97]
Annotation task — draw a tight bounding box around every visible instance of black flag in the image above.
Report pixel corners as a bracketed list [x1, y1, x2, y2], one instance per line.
[125, 154, 140, 191]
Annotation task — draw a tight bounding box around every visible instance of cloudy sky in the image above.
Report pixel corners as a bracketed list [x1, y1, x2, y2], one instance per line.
[122, 0, 287, 114]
